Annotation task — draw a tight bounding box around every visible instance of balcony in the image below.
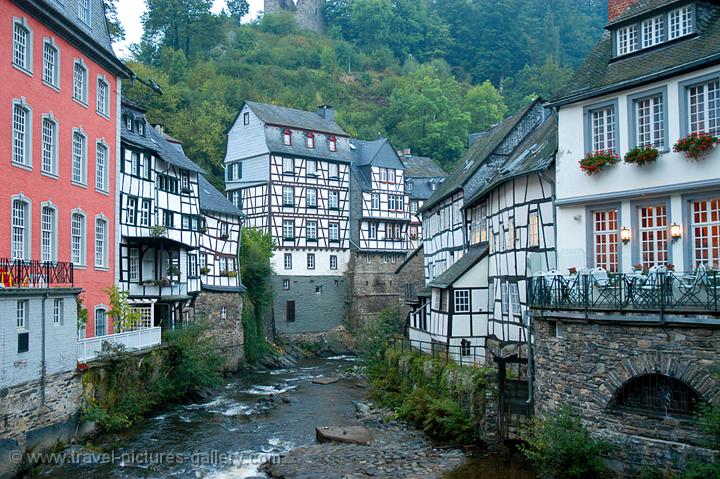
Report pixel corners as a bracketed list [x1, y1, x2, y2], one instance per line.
[529, 267, 720, 315]
[77, 327, 162, 362]
[0, 259, 73, 288]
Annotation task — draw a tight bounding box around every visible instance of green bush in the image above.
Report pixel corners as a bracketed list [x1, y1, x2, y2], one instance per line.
[356, 305, 405, 360]
[520, 406, 612, 479]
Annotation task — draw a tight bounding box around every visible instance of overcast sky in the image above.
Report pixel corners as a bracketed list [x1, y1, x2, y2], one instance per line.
[114, 0, 265, 58]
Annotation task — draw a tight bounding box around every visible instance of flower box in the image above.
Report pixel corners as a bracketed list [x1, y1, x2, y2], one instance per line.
[579, 150, 620, 176]
[624, 146, 659, 167]
[673, 132, 718, 160]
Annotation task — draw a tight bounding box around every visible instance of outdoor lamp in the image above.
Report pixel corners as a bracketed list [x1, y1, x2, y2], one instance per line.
[620, 227, 631, 244]
[670, 223, 682, 240]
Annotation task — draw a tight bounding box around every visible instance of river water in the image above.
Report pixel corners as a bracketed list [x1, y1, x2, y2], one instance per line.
[28, 356, 535, 479]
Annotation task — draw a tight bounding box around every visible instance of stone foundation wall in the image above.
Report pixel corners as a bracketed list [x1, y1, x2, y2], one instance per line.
[194, 291, 245, 371]
[532, 312, 720, 476]
[347, 252, 407, 330]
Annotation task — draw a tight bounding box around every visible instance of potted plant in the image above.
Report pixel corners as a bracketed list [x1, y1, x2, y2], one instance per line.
[673, 132, 718, 160]
[568, 267, 577, 275]
[632, 263, 649, 275]
[624, 146, 659, 166]
[150, 225, 167, 237]
[226, 271, 238, 278]
[579, 150, 620, 176]
[166, 265, 181, 278]
[200, 266, 210, 275]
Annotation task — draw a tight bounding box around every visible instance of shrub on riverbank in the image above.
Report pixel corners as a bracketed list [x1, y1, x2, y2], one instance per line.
[357, 305, 405, 360]
[519, 406, 611, 479]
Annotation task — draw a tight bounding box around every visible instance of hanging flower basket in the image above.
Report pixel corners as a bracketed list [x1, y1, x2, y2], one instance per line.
[579, 150, 620, 176]
[624, 146, 659, 167]
[673, 132, 718, 160]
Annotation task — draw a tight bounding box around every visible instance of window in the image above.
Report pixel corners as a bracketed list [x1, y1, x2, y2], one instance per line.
[616, 24, 638, 56]
[307, 188, 317, 208]
[690, 198, 720, 267]
[307, 253, 315, 269]
[95, 218, 107, 268]
[227, 162, 242, 181]
[162, 209, 174, 227]
[307, 220, 317, 240]
[508, 219, 515, 248]
[188, 254, 198, 277]
[284, 253, 292, 270]
[95, 309, 107, 337]
[182, 215, 191, 230]
[283, 219, 294, 239]
[611, 374, 700, 418]
[388, 195, 396, 211]
[41, 117, 57, 175]
[96, 143, 108, 191]
[13, 20, 31, 72]
[501, 283, 509, 315]
[243, 112, 250, 125]
[283, 129, 292, 146]
[97, 78, 110, 116]
[41, 206, 56, 262]
[286, 300, 296, 322]
[454, 290, 470, 313]
[470, 203, 487, 245]
[17, 300, 28, 329]
[306, 133, 315, 149]
[283, 279, 290, 290]
[589, 105, 616, 153]
[634, 94, 665, 148]
[180, 170, 190, 191]
[528, 212, 540, 248]
[71, 212, 85, 265]
[307, 160, 317, 176]
[78, 0, 91, 24]
[669, 6, 693, 40]
[282, 157, 294, 174]
[220, 221, 229, 237]
[329, 137, 337, 152]
[12, 103, 31, 167]
[397, 195, 405, 212]
[366, 253, 372, 264]
[329, 191, 339, 209]
[315, 286, 323, 295]
[283, 186, 294, 206]
[638, 205, 668, 268]
[329, 222, 340, 242]
[371, 193, 380, 209]
[329, 163, 339, 178]
[128, 248, 140, 282]
[53, 299, 63, 325]
[592, 208, 620, 272]
[460, 339, 471, 357]
[688, 79, 720, 135]
[388, 169, 396, 183]
[157, 174, 179, 194]
[380, 168, 388, 182]
[72, 131, 87, 184]
[43, 40, 59, 87]
[137, 121, 144, 135]
[73, 61, 87, 103]
[394, 224, 402, 240]
[642, 15, 664, 48]
[220, 306, 227, 319]
[330, 255, 338, 270]
[369, 222, 377, 240]
[140, 200, 151, 227]
[510, 283, 521, 316]
[488, 280, 495, 313]
[12, 200, 29, 260]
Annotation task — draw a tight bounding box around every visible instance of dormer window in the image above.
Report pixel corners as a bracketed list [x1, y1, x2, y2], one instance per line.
[283, 129, 292, 146]
[669, 5, 693, 40]
[125, 116, 133, 131]
[136, 121, 144, 136]
[614, 5, 695, 58]
[329, 136, 337, 152]
[641, 15, 664, 48]
[306, 133, 315, 149]
[617, 25, 638, 56]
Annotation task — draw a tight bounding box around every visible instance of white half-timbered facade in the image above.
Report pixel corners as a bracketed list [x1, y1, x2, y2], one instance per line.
[410, 100, 556, 363]
[224, 102, 352, 334]
[118, 103, 203, 329]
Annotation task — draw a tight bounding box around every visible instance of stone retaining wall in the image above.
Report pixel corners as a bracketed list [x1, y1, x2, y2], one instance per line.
[194, 291, 245, 371]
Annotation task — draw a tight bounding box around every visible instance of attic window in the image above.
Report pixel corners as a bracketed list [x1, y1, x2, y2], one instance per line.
[243, 112, 249, 125]
[283, 129, 292, 146]
[125, 116, 132, 131]
[669, 5, 693, 40]
[329, 136, 337, 152]
[617, 24, 638, 56]
[614, 5, 695, 58]
[306, 132, 315, 149]
[136, 121, 144, 136]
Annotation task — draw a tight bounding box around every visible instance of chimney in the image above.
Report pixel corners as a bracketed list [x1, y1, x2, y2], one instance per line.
[608, 0, 639, 21]
[316, 105, 335, 123]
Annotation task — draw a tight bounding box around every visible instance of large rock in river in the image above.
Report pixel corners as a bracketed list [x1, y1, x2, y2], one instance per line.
[315, 426, 372, 445]
[312, 376, 339, 385]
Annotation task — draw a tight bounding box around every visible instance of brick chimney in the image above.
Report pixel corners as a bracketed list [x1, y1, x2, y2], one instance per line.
[609, 0, 639, 21]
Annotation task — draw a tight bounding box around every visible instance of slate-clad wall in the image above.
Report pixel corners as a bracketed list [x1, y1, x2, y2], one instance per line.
[272, 275, 347, 334]
[533, 314, 720, 476]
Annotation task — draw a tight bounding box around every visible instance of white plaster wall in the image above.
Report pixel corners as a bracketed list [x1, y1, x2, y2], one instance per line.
[270, 249, 350, 276]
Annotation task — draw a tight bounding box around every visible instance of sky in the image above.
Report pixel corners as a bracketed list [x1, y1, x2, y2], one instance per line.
[114, 0, 265, 58]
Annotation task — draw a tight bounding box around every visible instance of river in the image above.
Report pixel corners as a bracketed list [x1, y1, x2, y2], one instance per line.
[27, 356, 535, 479]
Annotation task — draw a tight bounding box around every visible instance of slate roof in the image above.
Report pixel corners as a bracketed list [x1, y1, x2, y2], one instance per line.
[608, 0, 683, 26]
[245, 101, 348, 136]
[552, 3, 720, 106]
[202, 284, 247, 293]
[428, 246, 488, 289]
[199, 175, 244, 218]
[350, 138, 406, 191]
[420, 99, 542, 213]
[464, 115, 557, 208]
[401, 156, 447, 179]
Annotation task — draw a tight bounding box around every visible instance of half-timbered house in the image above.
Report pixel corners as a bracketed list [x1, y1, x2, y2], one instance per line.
[224, 102, 352, 336]
[400, 153, 448, 249]
[409, 100, 556, 363]
[118, 102, 203, 331]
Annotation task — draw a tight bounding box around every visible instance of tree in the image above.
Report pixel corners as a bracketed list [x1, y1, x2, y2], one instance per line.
[501, 56, 573, 111]
[465, 81, 508, 133]
[103, 0, 125, 42]
[226, 0, 249, 21]
[141, 0, 214, 58]
[106, 286, 141, 332]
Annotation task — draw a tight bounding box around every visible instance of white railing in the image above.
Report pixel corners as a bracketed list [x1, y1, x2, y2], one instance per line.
[77, 327, 162, 362]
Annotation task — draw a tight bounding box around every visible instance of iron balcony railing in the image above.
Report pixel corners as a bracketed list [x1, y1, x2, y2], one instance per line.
[0, 258, 74, 288]
[528, 270, 720, 314]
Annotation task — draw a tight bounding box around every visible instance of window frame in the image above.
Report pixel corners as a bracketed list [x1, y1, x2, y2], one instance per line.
[40, 202, 58, 263]
[282, 157, 295, 175]
[41, 114, 58, 177]
[329, 162, 339, 179]
[306, 132, 315, 149]
[96, 76, 110, 118]
[283, 219, 295, 240]
[307, 220, 318, 241]
[682, 191, 720, 269]
[53, 298, 64, 325]
[584, 99, 620, 155]
[72, 59, 88, 105]
[243, 112, 250, 125]
[128, 247, 140, 282]
[616, 24, 639, 56]
[330, 255, 338, 270]
[71, 129, 88, 186]
[669, 4, 694, 40]
[94, 307, 108, 338]
[94, 215, 108, 269]
[11, 196, 31, 261]
[282, 129, 292, 146]
[78, 0, 92, 25]
[329, 190, 339, 210]
[307, 253, 315, 270]
[71, 209, 86, 267]
[528, 211, 540, 248]
[284, 253, 292, 270]
[627, 86, 668, 150]
[454, 289, 470, 313]
[42, 37, 60, 89]
[17, 299, 29, 330]
[12, 100, 33, 169]
[306, 188, 318, 208]
[585, 203, 622, 273]
[328, 136, 337, 152]
[95, 141, 109, 192]
[12, 18, 33, 75]
[679, 71, 720, 137]
[329, 222, 340, 242]
[282, 186, 294, 207]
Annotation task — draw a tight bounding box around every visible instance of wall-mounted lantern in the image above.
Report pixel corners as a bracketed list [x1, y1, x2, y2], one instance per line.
[670, 223, 682, 241]
[620, 226, 632, 244]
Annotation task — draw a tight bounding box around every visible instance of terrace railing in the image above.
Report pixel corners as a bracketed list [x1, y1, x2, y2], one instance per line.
[529, 269, 720, 314]
[0, 258, 74, 288]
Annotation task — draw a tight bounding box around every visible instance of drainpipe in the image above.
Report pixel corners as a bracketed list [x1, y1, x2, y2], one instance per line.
[41, 292, 49, 407]
[525, 310, 534, 406]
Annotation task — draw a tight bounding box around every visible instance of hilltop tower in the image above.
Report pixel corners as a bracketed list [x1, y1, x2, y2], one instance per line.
[264, 0, 325, 33]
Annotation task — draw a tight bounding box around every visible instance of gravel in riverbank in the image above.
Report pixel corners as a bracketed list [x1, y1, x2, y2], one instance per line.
[261, 404, 467, 478]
